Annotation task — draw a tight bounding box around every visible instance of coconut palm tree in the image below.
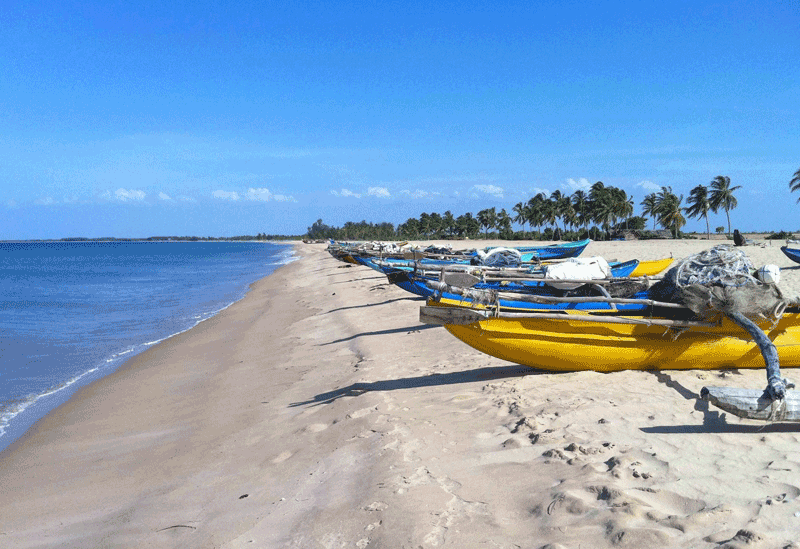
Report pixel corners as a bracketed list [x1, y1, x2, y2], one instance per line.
[708, 175, 741, 237]
[571, 190, 589, 233]
[541, 198, 558, 233]
[790, 168, 800, 201]
[497, 208, 513, 239]
[640, 193, 658, 230]
[512, 202, 527, 234]
[610, 188, 634, 229]
[477, 207, 497, 237]
[527, 193, 547, 234]
[442, 210, 455, 237]
[655, 186, 685, 238]
[550, 190, 572, 231]
[685, 184, 712, 239]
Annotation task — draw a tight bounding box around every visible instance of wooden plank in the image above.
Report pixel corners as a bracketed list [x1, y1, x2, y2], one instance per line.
[441, 272, 482, 288]
[419, 306, 488, 326]
[701, 386, 800, 421]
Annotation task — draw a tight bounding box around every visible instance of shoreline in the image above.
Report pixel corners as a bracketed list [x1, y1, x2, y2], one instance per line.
[0, 242, 298, 455]
[3, 239, 800, 547]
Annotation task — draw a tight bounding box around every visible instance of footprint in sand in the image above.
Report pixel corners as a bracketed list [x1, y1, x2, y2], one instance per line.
[272, 451, 293, 463]
[303, 423, 328, 433]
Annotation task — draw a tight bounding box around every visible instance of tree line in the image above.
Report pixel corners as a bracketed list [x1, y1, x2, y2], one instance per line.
[307, 173, 772, 241]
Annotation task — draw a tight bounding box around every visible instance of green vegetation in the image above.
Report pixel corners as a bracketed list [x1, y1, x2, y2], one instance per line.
[766, 231, 796, 240]
[309, 180, 744, 241]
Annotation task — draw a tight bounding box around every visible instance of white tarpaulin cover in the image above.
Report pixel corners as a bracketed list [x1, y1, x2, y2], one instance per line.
[543, 257, 611, 290]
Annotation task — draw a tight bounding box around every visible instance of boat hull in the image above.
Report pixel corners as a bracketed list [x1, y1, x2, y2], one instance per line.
[629, 257, 674, 277]
[781, 246, 800, 265]
[424, 301, 800, 372]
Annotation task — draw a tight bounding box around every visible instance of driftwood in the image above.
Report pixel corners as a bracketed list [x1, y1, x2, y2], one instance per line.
[700, 387, 800, 421]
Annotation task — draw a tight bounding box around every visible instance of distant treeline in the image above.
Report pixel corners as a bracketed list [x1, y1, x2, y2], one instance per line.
[306, 178, 763, 242]
[40, 234, 303, 242]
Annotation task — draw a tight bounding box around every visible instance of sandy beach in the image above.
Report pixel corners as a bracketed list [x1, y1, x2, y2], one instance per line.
[3, 238, 800, 548]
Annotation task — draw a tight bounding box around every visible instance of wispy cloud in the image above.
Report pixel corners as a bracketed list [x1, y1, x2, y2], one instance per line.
[400, 189, 429, 198]
[367, 186, 391, 198]
[331, 188, 361, 198]
[107, 188, 147, 202]
[246, 187, 297, 203]
[246, 188, 272, 201]
[470, 184, 504, 199]
[5, 199, 18, 209]
[565, 178, 591, 191]
[637, 180, 661, 192]
[34, 197, 56, 206]
[159, 192, 172, 201]
[212, 190, 240, 201]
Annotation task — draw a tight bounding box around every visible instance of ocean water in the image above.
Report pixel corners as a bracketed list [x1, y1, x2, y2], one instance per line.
[0, 241, 295, 453]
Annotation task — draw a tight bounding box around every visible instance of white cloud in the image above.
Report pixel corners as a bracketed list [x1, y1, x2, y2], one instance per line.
[565, 178, 591, 191]
[158, 192, 172, 201]
[470, 184, 504, 198]
[368, 186, 391, 198]
[400, 189, 429, 199]
[637, 180, 661, 192]
[246, 187, 297, 203]
[179, 196, 196, 202]
[62, 196, 79, 204]
[34, 197, 56, 206]
[213, 190, 240, 201]
[6, 199, 18, 209]
[115, 188, 146, 202]
[246, 187, 272, 201]
[331, 188, 361, 198]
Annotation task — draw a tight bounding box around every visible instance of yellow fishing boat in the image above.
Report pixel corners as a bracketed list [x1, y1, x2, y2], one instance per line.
[420, 300, 800, 372]
[629, 257, 674, 277]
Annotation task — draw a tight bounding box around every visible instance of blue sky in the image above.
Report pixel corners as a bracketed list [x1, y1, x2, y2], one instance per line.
[2, 0, 798, 239]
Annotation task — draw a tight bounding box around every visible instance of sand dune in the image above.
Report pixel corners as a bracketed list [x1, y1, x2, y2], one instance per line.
[2, 238, 800, 548]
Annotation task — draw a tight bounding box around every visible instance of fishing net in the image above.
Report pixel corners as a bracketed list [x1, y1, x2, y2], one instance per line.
[652, 245, 786, 322]
[472, 248, 523, 267]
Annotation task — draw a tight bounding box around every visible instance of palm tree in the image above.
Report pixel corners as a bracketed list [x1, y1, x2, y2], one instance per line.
[527, 193, 547, 234]
[640, 194, 658, 230]
[571, 190, 589, 233]
[790, 168, 800, 201]
[550, 190, 571, 232]
[477, 207, 497, 237]
[708, 175, 741, 237]
[685, 184, 712, 239]
[497, 208, 513, 239]
[610, 188, 634, 229]
[654, 186, 685, 238]
[512, 202, 527, 234]
[540, 198, 557, 232]
[442, 210, 455, 237]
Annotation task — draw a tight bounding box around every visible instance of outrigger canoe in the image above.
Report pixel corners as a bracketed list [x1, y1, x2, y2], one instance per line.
[378, 259, 640, 302]
[420, 299, 800, 373]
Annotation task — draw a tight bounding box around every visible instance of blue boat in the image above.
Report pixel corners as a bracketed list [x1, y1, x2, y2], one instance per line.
[380, 259, 640, 311]
[513, 238, 592, 261]
[781, 246, 800, 264]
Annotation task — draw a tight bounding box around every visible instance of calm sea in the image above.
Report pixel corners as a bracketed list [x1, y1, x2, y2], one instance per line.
[0, 241, 295, 453]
